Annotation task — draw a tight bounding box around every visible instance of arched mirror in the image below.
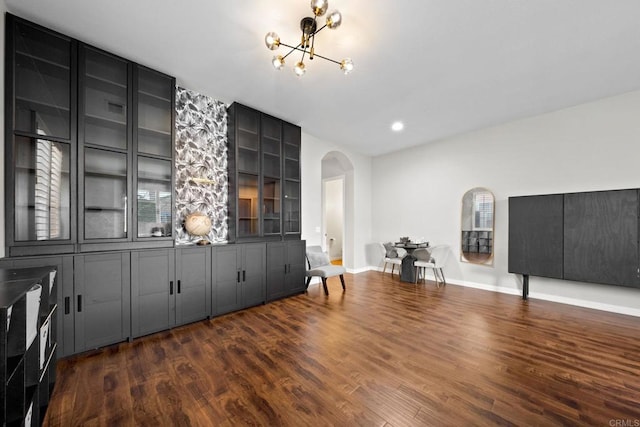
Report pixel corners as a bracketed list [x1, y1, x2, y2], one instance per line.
[461, 187, 495, 266]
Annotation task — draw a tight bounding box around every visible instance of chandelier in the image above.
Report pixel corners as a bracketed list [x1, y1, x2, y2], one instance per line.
[264, 0, 354, 77]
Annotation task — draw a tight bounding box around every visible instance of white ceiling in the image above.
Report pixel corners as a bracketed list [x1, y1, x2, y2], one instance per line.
[7, 0, 640, 156]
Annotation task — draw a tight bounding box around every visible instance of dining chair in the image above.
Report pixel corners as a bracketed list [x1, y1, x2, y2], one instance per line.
[381, 242, 405, 278]
[413, 245, 450, 287]
[305, 245, 346, 295]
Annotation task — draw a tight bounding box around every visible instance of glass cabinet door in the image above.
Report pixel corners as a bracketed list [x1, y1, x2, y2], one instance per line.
[137, 68, 172, 157]
[283, 123, 301, 234]
[238, 174, 259, 237]
[80, 46, 130, 241]
[263, 178, 281, 235]
[82, 47, 128, 150]
[83, 149, 128, 239]
[236, 107, 260, 175]
[14, 136, 71, 241]
[137, 157, 172, 238]
[262, 116, 281, 236]
[135, 66, 173, 239]
[14, 20, 71, 139]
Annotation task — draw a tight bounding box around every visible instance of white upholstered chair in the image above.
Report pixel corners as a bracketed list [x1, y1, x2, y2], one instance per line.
[381, 242, 405, 278]
[305, 246, 346, 295]
[413, 245, 450, 287]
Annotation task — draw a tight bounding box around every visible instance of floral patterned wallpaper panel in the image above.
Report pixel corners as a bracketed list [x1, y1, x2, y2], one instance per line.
[174, 86, 228, 244]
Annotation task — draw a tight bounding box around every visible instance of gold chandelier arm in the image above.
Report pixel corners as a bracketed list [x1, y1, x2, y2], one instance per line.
[278, 41, 341, 65]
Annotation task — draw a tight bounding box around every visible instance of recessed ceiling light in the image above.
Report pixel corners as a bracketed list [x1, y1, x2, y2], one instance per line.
[391, 121, 404, 132]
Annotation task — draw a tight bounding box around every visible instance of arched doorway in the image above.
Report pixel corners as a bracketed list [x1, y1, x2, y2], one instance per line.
[321, 151, 354, 268]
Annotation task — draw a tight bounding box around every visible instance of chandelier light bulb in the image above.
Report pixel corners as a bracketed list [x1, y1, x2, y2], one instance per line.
[294, 61, 306, 76]
[272, 55, 285, 70]
[326, 10, 342, 29]
[265, 32, 280, 50]
[311, 0, 329, 17]
[340, 58, 354, 74]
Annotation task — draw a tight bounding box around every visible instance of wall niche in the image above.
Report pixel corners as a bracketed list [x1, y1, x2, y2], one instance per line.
[174, 87, 228, 244]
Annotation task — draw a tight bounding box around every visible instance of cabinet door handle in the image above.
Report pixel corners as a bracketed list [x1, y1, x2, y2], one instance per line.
[177, 280, 181, 294]
[284, 264, 288, 274]
[77, 295, 82, 313]
[170, 281, 174, 295]
[243, 270, 246, 282]
[237, 270, 241, 283]
[65, 296, 70, 314]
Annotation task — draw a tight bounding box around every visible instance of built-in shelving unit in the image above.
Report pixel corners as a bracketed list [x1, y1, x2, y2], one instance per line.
[0, 266, 57, 426]
[227, 103, 301, 241]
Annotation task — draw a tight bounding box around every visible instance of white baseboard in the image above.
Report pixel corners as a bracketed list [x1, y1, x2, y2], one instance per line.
[361, 266, 640, 318]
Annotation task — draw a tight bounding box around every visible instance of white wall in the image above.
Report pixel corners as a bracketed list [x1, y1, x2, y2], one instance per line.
[301, 132, 372, 272]
[371, 90, 640, 316]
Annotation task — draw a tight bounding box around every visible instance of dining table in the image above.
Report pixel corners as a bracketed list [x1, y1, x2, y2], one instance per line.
[394, 242, 429, 283]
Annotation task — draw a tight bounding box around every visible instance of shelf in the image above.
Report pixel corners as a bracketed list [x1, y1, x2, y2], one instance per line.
[138, 126, 171, 137]
[138, 89, 171, 103]
[238, 144, 258, 153]
[6, 354, 24, 384]
[16, 50, 69, 70]
[86, 73, 126, 89]
[85, 206, 125, 212]
[85, 113, 126, 129]
[85, 170, 127, 179]
[138, 175, 171, 183]
[16, 96, 70, 115]
[38, 343, 57, 384]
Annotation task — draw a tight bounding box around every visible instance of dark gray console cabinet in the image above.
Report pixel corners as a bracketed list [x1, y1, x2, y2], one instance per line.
[131, 247, 211, 338]
[509, 189, 640, 298]
[213, 243, 266, 315]
[564, 189, 639, 286]
[131, 250, 174, 338]
[175, 247, 212, 326]
[267, 240, 306, 301]
[508, 194, 564, 279]
[73, 252, 131, 352]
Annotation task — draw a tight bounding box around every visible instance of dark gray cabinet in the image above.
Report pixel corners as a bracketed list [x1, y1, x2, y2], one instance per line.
[73, 252, 131, 352]
[78, 52, 175, 252]
[282, 122, 301, 236]
[267, 240, 306, 301]
[508, 194, 564, 279]
[509, 189, 640, 291]
[227, 103, 302, 241]
[564, 190, 639, 287]
[213, 243, 266, 315]
[133, 66, 175, 243]
[5, 14, 175, 256]
[131, 250, 174, 338]
[131, 247, 211, 338]
[78, 45, 131, 244]
[175, 247, 212, 326]
[5, 14, 77, 257]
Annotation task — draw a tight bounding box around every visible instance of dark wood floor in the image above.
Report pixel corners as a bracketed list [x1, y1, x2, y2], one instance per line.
[44, 271, 640, 426]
